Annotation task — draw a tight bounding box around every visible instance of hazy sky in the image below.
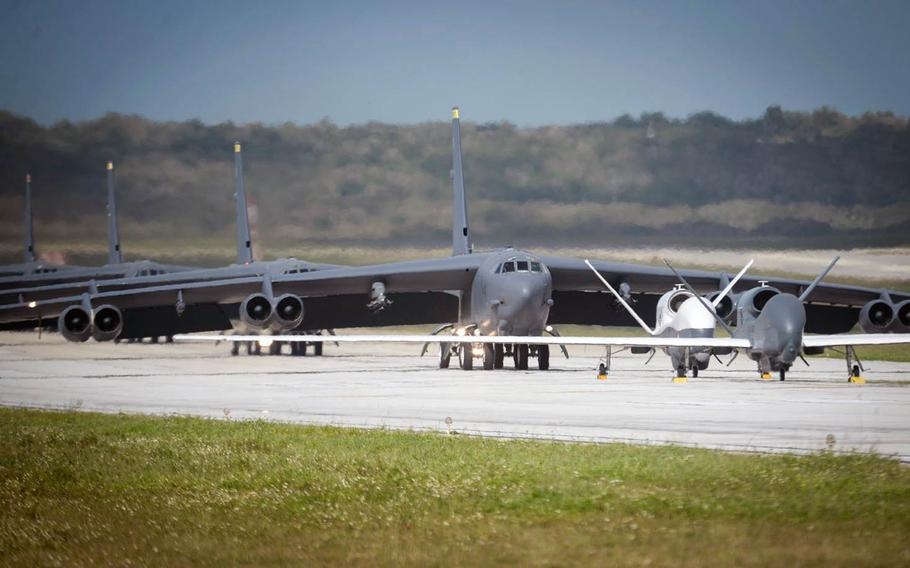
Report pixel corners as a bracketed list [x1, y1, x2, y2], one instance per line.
[1, 0, 908, 126]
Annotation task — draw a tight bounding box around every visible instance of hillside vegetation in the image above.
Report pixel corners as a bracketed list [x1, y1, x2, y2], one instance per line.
[1, 107, 909, 258]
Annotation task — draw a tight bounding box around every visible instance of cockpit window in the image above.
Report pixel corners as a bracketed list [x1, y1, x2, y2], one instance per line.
[516, 260, 529, 272]
[530, 262, 542, 272]
[502, 262, 515, 273]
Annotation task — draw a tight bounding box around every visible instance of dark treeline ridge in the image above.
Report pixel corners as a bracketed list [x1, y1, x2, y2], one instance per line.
[1, 106, 909, 256]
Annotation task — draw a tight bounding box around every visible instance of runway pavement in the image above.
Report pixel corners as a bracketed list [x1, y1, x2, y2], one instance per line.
[1, 332, 909, 460]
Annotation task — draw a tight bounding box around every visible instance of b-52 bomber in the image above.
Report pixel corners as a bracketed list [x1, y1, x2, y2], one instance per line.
[0, 174, 84, 278]
[0, 162, 196, 292]
[0, 143, 344, 342]
[5, 108, 910, 379]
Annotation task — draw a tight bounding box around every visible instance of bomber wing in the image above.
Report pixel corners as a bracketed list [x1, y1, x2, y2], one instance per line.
[2, 254, 492, 332]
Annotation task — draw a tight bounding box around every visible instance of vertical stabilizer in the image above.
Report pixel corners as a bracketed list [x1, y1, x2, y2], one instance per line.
[106, 161, 123, 264]
[24, 174, 35, 263]
[451, 107, 472, 256]
[234, 142, 253, 265]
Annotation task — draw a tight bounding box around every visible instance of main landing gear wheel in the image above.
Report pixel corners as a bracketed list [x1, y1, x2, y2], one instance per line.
[494, 344, 504, 369]
[538, 345, 550, 370]
[676, 365, 686, 379]
[439, 342, 451, 368]
[459, 344, 474, 370]
[691, 365, 699, 378]
[513, 344, 529, 370]
[779, 368, 786, 382]
[483, 343, 495, 370]
[313, 342, 323, 356]
[269, 341, 281, 356]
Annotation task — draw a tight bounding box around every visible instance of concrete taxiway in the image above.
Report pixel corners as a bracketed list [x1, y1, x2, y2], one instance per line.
[1, 332, 909, 460]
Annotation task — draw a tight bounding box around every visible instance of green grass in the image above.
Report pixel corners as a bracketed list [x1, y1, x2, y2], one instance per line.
[1, 409, 909, 566]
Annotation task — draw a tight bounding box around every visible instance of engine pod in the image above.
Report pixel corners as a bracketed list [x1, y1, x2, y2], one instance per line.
[59, 305, 91, 342]
[859, 299, 894, 333]
[891, 300, 910, 333]
[240, 293, 273, 329]
[271, 294, 304, 331]
[91, 304, 123, 342]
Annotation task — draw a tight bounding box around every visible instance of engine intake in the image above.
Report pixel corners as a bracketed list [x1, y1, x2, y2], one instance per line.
[859, 299, 894, 333]
[59, 305, 91, 342]
[272, 294, 304, 331]
[240, 293, 273, 329]
[894, 300, 910, 332]
[92, 304, 123, 342]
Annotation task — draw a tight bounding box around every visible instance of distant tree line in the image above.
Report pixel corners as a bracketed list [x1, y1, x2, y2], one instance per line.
[0, 106, 908, 255]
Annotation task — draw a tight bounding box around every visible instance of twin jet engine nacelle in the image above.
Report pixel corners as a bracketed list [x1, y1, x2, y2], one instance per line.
[91, 304, 123, 342]
[240, 293, 274, 329]
[858, 298, 909, 333]
[239, 292, 304, 331]
[59, 305, 92, 343]
[272, 294, 304, 331]
[58, 304, 125, 342]
[895, 300, 910, 332]
[859, 299, 894, 333]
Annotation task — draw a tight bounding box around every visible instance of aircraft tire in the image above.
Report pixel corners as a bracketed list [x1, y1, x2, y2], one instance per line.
[460, 344, 473, 370]
[538, 345, 550, 370]
[780, 368, 786, 381]
[494, 344, 504, 369]
[314, 342, 323, 356]
[515, 344, 529, 370]
[483, 343, 495, 370]
[691, 366, 699, 378]
[269, 341, 281, 356]
[439, 342, 451, 368]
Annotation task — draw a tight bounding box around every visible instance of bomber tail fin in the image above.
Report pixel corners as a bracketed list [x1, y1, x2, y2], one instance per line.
[24, 174, 35, 263]
[234, 142, 254, 265]
[450, 107, 472, 256]
[106, 161, 123, 264]
[712, 259, 754, 307]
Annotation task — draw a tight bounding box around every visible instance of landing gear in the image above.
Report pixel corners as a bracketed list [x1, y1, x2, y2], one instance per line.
[691, 365, 699, 378]
[313, 342, 323, 356]
[779, 367, 787, 381]
[269, 341, 281, 356]
[845, 346, 866, 383]
[439, 342, 451, 368]
[537, 345, 550, 370]
[483, 343, 495, 370]
[230, 342, 239, 356]
[676, 365, 687, 379]
[459, 344, 474, 370]
[494, 344, 504, 369]
[597, 346, 611, 380]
